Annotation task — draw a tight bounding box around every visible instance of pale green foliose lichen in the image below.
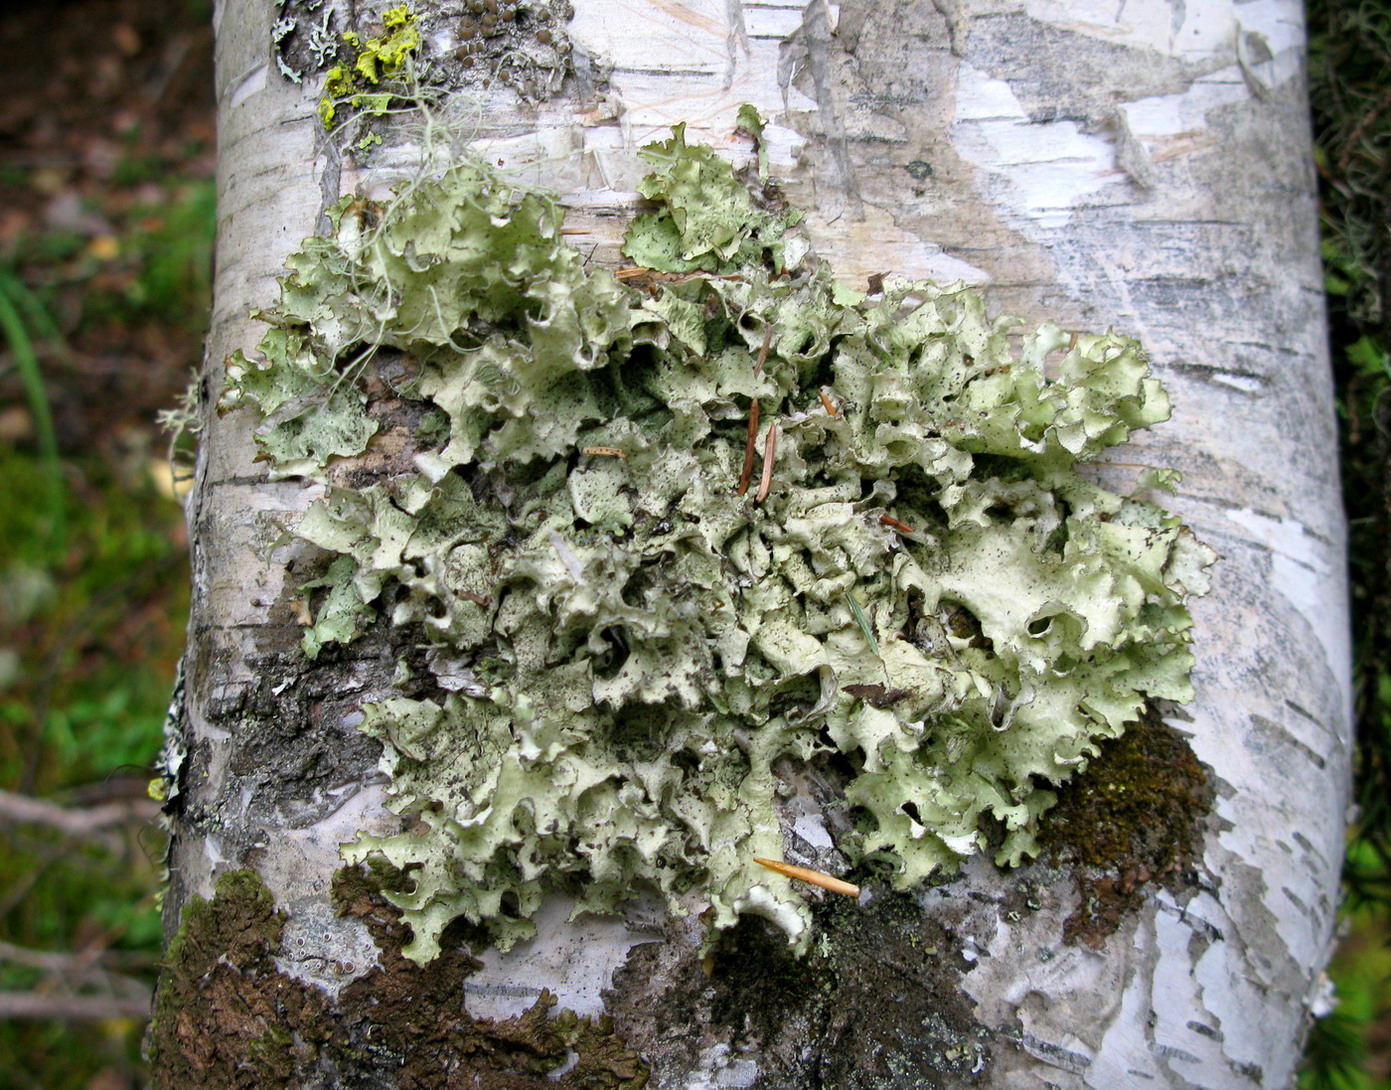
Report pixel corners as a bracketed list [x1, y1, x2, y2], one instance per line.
[223, 118, 1212, 962]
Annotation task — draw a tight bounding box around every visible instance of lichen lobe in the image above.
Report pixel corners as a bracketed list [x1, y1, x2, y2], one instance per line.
[223, 115, 1212, 961]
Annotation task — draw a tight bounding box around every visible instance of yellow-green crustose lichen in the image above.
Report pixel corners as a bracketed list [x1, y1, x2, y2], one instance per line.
[222, 120, 1211, 961]
[317, 5, 419, 130]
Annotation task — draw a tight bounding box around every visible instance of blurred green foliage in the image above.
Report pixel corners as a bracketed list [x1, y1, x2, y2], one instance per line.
[0, 440, 189, 1089]
[1302, 0, 1391, 1086]
[0, 170, 205, 1085]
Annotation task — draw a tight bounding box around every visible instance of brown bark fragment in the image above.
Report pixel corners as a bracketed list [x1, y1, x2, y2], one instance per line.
[147, 866, 648, 1089]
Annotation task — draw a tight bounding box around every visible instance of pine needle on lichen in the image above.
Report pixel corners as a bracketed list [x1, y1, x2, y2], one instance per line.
[223, 115, 1212, 961]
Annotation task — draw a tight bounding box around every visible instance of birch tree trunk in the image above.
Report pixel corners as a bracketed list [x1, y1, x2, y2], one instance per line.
[148, 0, 1348, 1087]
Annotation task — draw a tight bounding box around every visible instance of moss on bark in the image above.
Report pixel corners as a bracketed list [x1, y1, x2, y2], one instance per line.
[146, 866, 648, 1089]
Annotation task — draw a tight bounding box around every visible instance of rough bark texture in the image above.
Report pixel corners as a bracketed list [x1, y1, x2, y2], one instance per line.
[151, 0, 1347, 1087]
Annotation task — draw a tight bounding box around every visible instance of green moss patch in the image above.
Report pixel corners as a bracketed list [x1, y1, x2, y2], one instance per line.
[146, 866, 647, 1088]
[609, 892, 993, 1086]
[223, 114, 1212, 960]
[146, 870, 329, 1087]
[1036, 707, 1214, 947]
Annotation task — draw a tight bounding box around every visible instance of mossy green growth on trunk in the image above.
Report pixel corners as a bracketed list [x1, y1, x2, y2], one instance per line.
[145, 866, 648, 1088]
[221, 115, 1213, 961]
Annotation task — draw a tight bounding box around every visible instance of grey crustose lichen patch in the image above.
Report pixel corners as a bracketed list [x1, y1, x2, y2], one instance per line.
[220, 117, 1212, 962]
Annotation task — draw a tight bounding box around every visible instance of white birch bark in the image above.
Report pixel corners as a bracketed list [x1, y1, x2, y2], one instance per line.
[161, 0, 1348, 1086]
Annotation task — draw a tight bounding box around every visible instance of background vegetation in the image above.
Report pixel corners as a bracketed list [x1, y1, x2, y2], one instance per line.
[0, 0, 1384, 1086]
[1301, 0, 1391, 1085]
[0, 1, 211, 1085]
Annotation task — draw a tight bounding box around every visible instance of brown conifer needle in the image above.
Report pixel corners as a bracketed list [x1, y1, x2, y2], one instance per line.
[755, 324, 774, 375]
[737, 399, 761, 495]
[818, 389, 841, 417]
[753, 857, 861, 898]
[755, 420, 778, 503]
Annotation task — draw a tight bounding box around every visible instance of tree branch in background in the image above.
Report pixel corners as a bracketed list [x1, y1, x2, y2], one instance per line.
[0, 990, 151, 1021]
[0, 788, 159, 840]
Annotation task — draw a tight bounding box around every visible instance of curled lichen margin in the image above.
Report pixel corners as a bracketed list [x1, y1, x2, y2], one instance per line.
[221, 110, 1214, 961]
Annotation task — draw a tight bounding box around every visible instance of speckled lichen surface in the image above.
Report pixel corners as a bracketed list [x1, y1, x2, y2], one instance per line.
[222, 119, 1211, 961]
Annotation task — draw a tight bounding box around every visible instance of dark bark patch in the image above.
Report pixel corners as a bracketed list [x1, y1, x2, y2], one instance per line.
[608, 892, 993, 1089]
[1036, 705, 1215, 948]
[146, 866, 648, 1089]
[444, 0, 576, 102]
[146, 869, 332, 1088]
[214, 646, 382, 824]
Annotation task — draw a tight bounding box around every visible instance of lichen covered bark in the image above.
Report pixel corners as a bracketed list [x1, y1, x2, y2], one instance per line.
[217, 117, 1208, 964]
[164, 0, 1344, 1086]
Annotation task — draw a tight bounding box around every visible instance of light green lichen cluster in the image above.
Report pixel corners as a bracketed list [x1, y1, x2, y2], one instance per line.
[317, 5, 419, 130]
[223, 120, 1210, 961]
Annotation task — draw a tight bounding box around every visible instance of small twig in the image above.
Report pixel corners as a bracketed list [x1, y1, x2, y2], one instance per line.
[755, 420, 778, 503]
[0, 990, 152, 1022]
[1338, 83, 1391, 174]
[737, 399, 760, 496]
[0, 789, 159, 839]
[818, 389, 841, 417]
[753, 857, 860, 898]
[0, 940, 155, 974]
[879, 514, 914, 534]
[614, 266, 744, 284]
[754, 324, 774, 375]
[581, 446, 627, 459]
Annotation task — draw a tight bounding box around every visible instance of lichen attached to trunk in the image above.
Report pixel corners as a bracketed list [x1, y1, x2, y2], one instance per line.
[220, 116, 1212, 961]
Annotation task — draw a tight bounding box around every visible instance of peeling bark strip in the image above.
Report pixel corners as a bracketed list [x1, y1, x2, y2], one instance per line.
[161, 0, 1347, 1086]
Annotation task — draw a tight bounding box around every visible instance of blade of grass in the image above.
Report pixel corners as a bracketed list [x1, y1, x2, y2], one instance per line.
[0, 270, 65, 549]
[843, 589, 880, 658]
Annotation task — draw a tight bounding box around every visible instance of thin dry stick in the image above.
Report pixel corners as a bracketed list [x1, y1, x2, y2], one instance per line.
[0, 940, 154, 974]
[737, 398, 761, 495]
[879, 514, 914, 534]
[818, 389, 841, 417]
[1338, 82, 1391, 173]
[615, 266, 744, 284]
[0, 789, 158, 839]
[754, 324, 774, 375]
[755, 420, 778, 503]
[753, 857, 861, 898]
[0, 990, 153, 1022]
